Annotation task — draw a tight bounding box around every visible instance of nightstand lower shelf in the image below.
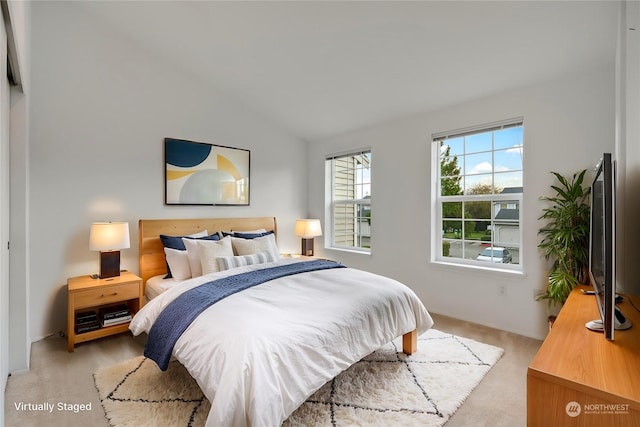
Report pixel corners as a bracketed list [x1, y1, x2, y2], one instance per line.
[72, 322, 132, 346]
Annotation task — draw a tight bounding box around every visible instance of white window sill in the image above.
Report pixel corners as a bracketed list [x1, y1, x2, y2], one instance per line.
[326, 247, 371, 256]
[431, 259, 525, 277]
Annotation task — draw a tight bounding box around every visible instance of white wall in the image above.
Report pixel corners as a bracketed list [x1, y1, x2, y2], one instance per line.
[308, 66, 615, 340]
[28, 2, 307, 342]
[0, 7, 8, 424]
[617, 1, 640, 297]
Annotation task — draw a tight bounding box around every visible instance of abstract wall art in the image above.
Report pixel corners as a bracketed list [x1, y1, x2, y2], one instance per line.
[164, 138, 250, 205]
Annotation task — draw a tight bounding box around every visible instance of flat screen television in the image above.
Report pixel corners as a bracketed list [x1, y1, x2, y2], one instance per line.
[587, 153, 631, 339]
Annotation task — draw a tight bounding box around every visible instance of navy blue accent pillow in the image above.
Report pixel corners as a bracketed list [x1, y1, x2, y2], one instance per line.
[228, 230, 274, 239]
[160, 233, 220, 278]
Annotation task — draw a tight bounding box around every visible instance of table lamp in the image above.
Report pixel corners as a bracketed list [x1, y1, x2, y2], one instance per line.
[89, 222, 130, 279]
[295, 219, 322, 257]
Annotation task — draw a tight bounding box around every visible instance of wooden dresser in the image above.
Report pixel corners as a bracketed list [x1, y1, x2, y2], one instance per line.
[527, 285, 640, 426]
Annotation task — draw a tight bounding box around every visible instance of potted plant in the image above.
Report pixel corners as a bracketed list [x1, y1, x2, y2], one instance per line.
[537, 170, 591, 325]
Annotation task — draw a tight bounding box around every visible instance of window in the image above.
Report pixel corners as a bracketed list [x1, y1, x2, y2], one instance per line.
[326, 150, 371, 252]
[433, 119, 523, 270]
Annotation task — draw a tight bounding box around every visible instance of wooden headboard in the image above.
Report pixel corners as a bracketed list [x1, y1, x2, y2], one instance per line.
[138, 217, 277, 287]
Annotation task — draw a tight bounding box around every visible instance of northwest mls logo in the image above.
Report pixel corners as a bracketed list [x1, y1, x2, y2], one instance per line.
[566, 401, 581, 417]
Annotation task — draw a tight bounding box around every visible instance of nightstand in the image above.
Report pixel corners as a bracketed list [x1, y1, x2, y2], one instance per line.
[67, 271, 143, 352]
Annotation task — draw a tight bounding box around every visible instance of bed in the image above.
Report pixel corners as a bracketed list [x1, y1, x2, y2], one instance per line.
[130, 217, 433, 426]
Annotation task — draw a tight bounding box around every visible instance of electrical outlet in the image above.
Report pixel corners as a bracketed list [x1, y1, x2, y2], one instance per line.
[497, 283, 507, 296]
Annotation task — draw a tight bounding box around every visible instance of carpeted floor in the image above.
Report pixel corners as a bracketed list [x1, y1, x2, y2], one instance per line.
[4, 313, 542, 427]
[94, 329, 503, 426]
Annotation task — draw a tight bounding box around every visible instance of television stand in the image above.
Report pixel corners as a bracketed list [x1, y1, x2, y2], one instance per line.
[585, 307, 633, 332]
[528, 285, 640, 426]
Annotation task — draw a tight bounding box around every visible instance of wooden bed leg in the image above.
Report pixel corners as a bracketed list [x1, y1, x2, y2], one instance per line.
[402, 329, 417, 355]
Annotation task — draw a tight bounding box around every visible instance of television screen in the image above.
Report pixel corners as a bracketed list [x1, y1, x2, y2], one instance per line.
[588, 153, 631, 339]
[588, 154, 612, 338]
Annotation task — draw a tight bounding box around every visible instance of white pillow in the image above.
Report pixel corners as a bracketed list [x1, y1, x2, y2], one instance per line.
[180, 230, 209, 276]
[217, 252, 274, 271]
[231, 234, 281, 261]
[161, 230, 207, 278]
[235, 228, 267, 233]
[180, 234, 222, 276]
[198, 237, 235, 275]
[163, 248, 191, 280]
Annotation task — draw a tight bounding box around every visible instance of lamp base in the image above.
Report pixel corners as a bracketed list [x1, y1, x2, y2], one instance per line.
[100, 250, 121, 279]
[301, 238, 314, 257]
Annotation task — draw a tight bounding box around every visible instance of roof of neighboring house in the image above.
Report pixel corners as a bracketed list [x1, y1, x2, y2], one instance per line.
[500, 187, 523, 194]
[495, 208, 519, 221]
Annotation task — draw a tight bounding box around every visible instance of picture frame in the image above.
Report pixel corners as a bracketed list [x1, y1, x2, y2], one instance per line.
[164, 138, 250, 206]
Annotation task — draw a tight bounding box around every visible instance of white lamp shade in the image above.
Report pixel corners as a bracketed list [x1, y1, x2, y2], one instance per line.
[295, 219, 322, 238]
[89, 222, 130, 251]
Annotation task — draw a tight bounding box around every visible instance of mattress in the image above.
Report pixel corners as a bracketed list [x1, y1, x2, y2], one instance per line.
[145, 275, 179, 300]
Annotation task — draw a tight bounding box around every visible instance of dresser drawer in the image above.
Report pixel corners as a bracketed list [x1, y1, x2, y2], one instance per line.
[73, 282, 139, 309]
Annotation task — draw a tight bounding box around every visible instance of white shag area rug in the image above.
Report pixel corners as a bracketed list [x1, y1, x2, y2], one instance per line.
[94, 329, 503, 426]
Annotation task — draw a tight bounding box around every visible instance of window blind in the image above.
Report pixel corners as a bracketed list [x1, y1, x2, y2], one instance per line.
[432, 117, 523, 142]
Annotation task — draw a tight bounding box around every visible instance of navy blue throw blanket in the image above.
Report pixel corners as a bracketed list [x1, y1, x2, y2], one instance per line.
[145, 260, 345, 370]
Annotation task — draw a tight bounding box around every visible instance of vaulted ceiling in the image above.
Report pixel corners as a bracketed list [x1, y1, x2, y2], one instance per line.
[77, 1, 619, 142]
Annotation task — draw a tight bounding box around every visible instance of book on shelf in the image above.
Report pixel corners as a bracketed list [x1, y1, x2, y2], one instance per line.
[103, 307, 130, 318]
[100, 315, 132, 327]
[99, 304, 131, 320]
[76, 321, 100, 334]
[75, 310, 98, 325]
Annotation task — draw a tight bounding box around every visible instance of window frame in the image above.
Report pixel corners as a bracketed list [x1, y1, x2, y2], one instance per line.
[432, 119, 523, 272]
[325, 148, 372, 254]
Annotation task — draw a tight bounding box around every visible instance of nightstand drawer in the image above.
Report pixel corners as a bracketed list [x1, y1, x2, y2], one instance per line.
[73, 282, 139, 309]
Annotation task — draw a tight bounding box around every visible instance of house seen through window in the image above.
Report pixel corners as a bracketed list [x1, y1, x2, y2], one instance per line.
[434, 119, 523, 270]
[326, 150, 371, 252]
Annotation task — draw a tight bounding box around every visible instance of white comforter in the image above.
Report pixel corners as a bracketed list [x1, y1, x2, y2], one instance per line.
[130, 258, 433, 427]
